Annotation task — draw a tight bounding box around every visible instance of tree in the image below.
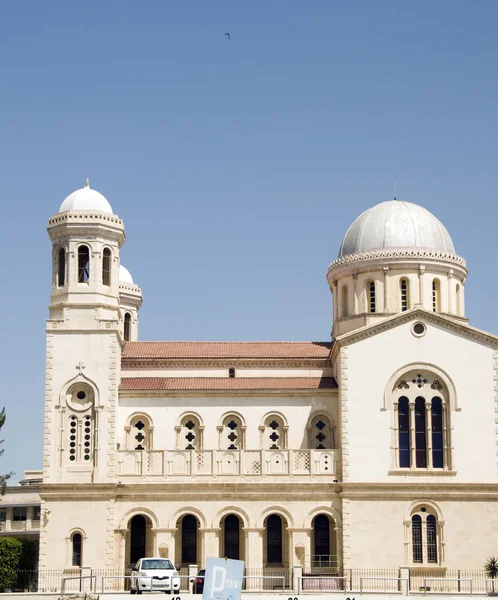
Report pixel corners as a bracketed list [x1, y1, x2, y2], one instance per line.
[485, 557, 498, 579]
[0, 537, 23, 591]
[0, 407, 12, 495]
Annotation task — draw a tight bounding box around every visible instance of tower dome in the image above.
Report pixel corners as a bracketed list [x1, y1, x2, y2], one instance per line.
[59, 180, 113, 214]
[338, 200, 455, 258]
[119, 265, 134, 284]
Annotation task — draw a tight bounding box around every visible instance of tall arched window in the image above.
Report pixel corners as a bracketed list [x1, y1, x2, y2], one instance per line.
[78, 245, 90, 283]
[312, 514, 330, 565]
[181, 515, 198, 565]
[394, 373, 450, 470]
[411, 509, 439, 564]
[432, 279, 441, 312]
[309, 415, 334, 449]
[221, 415, 243, 450]
[130, 515, 147, 566]
[178, 415, 201, 450]
[223, 514, 241, 560]
[102, 248, 111, 286]
[341, 285, 349, 317]
[72, 532, 82, 567]
[58, 248, 66, 287]
[263, 415, 286, 450]
[266, 514, 283, 565]
[400, 278, 410, 311]
[124, 313, 132, 341]
[68, 413, 94, 463]
[367, 281, 376, 313]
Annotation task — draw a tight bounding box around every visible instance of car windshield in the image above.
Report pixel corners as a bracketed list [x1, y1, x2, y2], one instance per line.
[141, 559, 174, 570]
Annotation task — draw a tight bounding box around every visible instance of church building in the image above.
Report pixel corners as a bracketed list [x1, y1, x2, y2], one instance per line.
[39, 182, 498, 576]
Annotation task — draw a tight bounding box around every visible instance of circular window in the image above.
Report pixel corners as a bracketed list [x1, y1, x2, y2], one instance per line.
[67, 385, 94, 412]
[412, 322, 426, 337]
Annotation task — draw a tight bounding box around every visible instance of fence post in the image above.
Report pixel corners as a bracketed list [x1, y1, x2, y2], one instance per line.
[188, 564, 198, 594]
[399, 566, 410, 596]
[293, 565, 303, 594]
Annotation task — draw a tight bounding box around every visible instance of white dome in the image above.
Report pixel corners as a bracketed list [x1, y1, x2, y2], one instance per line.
[339, 200, 455, 258]
[59, 181, 113, 214]
[119, 265, 134, 284]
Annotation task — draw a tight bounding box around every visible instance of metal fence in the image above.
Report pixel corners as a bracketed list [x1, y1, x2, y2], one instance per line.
[409, 569, 488, 594]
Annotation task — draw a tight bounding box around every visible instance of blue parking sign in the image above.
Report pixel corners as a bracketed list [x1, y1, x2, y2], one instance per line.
[202, 557, 244, 600]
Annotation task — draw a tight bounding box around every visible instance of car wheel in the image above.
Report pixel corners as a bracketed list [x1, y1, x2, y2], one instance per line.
[130, 588, 136, 595]
[137, 589, 142, 595]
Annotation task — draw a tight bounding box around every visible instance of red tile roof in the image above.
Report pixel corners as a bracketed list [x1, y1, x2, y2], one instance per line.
[122, 341, 331, 360]
[120, 377, 337, 391]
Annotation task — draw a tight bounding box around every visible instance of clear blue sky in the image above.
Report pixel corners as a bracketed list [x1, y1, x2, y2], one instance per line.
[1, 1, 497, 479]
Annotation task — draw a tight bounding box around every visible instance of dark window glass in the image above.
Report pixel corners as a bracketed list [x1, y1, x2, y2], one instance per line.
[130, 515, 146, 566]
[427, 515, 438, 563]
[398, 397, 410, 468]
[401, 279, 409, 311]
[224, 515, 240, 560]
[415, 397, 427, 468]
[32, 506, 41, 521]
[0, 508, 6, 522]
[182, 515, 197, 565]
[412, 515, 422, 563]
[102, 248, 111, 286]
[369, 281, 376, 313]
[266, 515, 283, 564]
[72, 533, 82, 566]
[78, 246, 90, 283]
[13, 507, 27, 522]
[313, 514, 330, 559]
[228, 367, 235, 378]
[58, 248, 66, 286]
[431, 397, 444, 468]
[124, 313, 131, 342]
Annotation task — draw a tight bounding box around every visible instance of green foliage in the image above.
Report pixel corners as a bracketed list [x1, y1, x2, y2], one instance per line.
[0, 537, 23, 591]
[485, 557, 498, 579]
[0, 407, 13, 494]
[19, 539, 39, 571]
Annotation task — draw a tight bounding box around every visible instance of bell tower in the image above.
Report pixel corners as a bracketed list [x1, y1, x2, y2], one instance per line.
[44, 181, 126, 484]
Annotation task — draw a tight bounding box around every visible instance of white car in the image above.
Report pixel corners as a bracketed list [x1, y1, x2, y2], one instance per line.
[130, 558, 181, 594]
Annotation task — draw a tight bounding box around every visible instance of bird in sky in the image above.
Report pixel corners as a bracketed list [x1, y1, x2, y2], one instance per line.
[225, 32, 230, 40]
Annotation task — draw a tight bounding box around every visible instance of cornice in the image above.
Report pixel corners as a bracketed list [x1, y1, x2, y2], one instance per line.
[121, 359, 331, 369]
[48, 212, 124, 227]
[341, 481, 498, 500]
[332, 308, 498, 354]
[328, 247, 467, 272]
[118, 388, 337, 398]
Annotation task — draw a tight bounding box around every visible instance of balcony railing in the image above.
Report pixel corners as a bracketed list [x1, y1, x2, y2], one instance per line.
[117, 448, 340, 478]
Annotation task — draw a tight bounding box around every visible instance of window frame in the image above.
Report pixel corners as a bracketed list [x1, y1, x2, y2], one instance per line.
[78, 245, 90, 284]
[102, 248, 112, 286]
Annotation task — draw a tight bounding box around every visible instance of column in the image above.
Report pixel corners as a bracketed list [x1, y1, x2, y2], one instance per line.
[418, 265, 425, 307]
[425, 400, 433, 469]
[334, 525, 343, 572]
[448, 270, 454, 314]
[201, 528, 220, 562]
[154, 528, 177, 563]
[332, 280, 338, 323]
[115, 529, 128, 570]
[383, 267, 390, 313]
[245, 528, 264, 590]
[409, 401, 416, 468]
[352, 271, 359, 315]
[392, 401, 399, 468]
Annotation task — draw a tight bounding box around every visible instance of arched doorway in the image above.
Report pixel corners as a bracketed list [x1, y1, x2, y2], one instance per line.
[180, 515, 198, 566]
[311, 514, 337, 570]
[222, 514, 241, 560]
[128, 515, 154, 568]
[265, 514, 288, 566]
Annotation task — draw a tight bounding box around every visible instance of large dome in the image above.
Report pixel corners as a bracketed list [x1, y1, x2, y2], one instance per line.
[59, 180, 113, 214]
[338, 200, 455, 258]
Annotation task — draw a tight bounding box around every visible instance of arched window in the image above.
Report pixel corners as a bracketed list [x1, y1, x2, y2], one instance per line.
[432, 279, 441, 312]
[102, 248, 111, 286]
[266, 514, 283, 564]
[124, 313, 132, 342]
[78, 245, 90, 283]
[308, 415, 334, 449]
[68, 413, 94, 464]
[178, 415, 201, 450]
[223, 514, 241, 560]
[127, 415, 153, 451]
[130, 515, 147, 566]
[263, 415, 286, 450]
[312, 514, 330, 566]
[367, 281, 376, 313]
[394, 373, 450, 470]
[181, 515, 198, 565]
[341, 285, 349, 317]
[72, 532, 82, 567]
[400, 278, 410, 311]
[58, 248, 66, 287]
[221, 415, 243, 450]
[411, 509, 439, 564]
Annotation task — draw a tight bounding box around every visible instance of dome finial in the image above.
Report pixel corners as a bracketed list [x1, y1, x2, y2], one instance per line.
[85, 178, 90, 189]
[393, 174, 397, 201]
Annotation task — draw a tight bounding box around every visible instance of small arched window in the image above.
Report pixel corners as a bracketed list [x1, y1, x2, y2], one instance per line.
[221, 415, 243, 450]
[341, 285, 349, 318]
[58, 248, 66, 287]
[78, 246, 90, 283]
[102, 248, 111, 286]
[72, 532, 82, 566]
[432, 279, 441, 312]
[263, 415, 286, 450]
[179, 415, 201, 450]
[367, 281, 376, 313]
[400, 278, 410, 311]
[128, 415, 153, 451]
[309, 415, 334, 449]
[124, 313, 132, 342]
